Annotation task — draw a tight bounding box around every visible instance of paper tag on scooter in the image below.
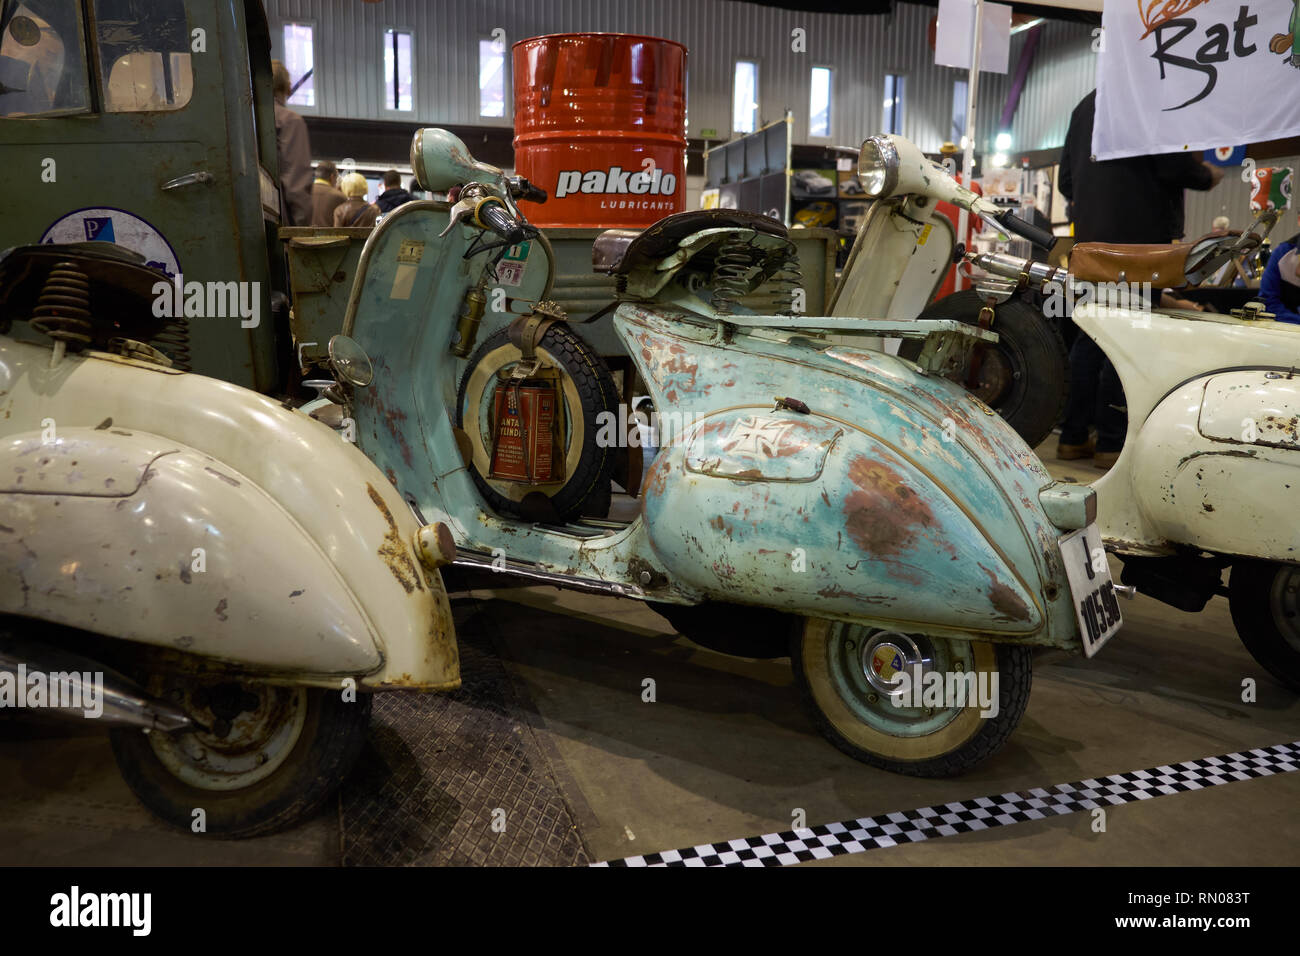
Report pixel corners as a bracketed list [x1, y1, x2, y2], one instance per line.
[390, 263, 417, 300]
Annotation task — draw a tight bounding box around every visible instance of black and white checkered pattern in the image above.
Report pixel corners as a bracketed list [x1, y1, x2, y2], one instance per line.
[594, 740, 1300, 867]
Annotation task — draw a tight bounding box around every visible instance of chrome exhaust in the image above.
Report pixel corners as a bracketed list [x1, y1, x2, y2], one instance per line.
[0, 643, 193, 732]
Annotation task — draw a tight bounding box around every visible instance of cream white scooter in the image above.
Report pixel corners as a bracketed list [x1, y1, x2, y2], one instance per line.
[0, 242, 461, 837]
[936, 214, 1300, 692]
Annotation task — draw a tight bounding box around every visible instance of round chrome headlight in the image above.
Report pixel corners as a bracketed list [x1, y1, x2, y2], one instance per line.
[858, 136, 900, 198]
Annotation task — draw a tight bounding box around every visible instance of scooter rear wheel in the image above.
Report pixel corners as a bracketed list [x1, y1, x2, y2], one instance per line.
[792, 619, 1031, 776]
[1229, 560, 1300, 692]
[110, 680, 371, 838]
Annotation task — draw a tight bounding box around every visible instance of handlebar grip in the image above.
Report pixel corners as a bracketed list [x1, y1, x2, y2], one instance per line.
[475, 198, 527, 246]
[997, 210, 1057, 251]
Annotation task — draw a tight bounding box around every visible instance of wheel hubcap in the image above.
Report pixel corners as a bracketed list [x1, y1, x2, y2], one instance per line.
[829, 624, 977, 738]
[149, 681, 308, 791]
[860, 631, 933, 700]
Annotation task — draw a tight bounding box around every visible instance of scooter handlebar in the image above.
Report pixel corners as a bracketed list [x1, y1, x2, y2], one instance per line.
[994, 209, 1057, 251]
[475, 198, 527, 246]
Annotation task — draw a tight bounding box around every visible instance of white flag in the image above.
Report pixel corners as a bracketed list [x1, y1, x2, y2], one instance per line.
[1094, 0, 1300, 160]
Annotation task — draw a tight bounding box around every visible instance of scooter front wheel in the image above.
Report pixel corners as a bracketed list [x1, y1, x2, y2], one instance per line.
[110, 680, 371, 838]
[792, 619, 1031, 776]
[1229, 560, 1300, 692]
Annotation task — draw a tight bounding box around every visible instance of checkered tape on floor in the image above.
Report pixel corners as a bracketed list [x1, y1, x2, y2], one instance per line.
[594, 740, 1300, 868]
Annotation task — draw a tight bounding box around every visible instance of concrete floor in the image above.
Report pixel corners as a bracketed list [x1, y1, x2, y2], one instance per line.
[2, 446, 1298, 866]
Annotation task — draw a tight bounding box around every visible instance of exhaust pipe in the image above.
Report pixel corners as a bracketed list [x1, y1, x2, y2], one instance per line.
[0, 643, 193, 732]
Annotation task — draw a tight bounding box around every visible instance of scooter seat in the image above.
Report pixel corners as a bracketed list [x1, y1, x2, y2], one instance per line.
[1068, 241, 1192, 287]
[592, 209, 787, 275]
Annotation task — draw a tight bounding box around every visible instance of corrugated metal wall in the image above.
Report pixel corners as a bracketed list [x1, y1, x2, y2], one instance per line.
[264, 0, 1100, 154]
[1009, 20, 1095, 153]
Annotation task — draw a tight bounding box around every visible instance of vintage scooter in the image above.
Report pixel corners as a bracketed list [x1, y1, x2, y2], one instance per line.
[0, 242, 460, 837]
[316, 128, 1121, 777]
[946, 214, 1300, 692]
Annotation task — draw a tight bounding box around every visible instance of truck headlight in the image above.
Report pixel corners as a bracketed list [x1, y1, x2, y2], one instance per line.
[858, 136, 900, 198]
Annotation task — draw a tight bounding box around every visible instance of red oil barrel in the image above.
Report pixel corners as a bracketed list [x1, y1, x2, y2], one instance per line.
[512, 33, 687, 228]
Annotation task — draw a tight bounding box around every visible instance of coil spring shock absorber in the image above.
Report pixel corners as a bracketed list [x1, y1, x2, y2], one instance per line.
[150, 312, 193, 370]
[709, 234, 758, 314]
[767, 241, 804, 315]
[29, 262, 93, 350]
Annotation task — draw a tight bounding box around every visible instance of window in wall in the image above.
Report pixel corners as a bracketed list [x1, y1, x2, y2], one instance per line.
[384, 29, 412, 111]
[951, 78, 968, 143]
[479, 37, 505, 118]
[883, 73, 904, 136]
[733, 60, 758, 134]
[96, 0, 193, 113]
[0, 1, 92, 117]
[809, 66, 831, 138]
[282, 22, 314, 107]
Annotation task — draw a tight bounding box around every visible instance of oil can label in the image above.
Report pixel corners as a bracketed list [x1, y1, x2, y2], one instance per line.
[489, 385, 559, 483]
[40, 207, 181, 278]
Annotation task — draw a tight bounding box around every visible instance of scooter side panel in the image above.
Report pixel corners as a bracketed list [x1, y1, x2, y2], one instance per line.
[0, 338, 459, 690]
[0, 429, 381, 676]
[641, 408, 1042, 636]
[618, 305, 1082, 649]
[1126, 372, 1300, 562]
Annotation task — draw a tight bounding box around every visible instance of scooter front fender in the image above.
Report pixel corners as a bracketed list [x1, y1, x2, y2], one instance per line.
[641, 408, 1042, 639]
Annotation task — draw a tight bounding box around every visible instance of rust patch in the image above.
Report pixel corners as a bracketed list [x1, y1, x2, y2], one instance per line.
[842, 455, 936, 557]
[979, 563, 1031, 622]
[368, 482, 423, 594]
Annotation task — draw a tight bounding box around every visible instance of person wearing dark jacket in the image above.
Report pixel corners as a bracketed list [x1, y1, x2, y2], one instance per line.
[1056, 90, 1221, 469]
[271, 60, 313, 227]
[1260, 232, 1300, 324]
[374, 169, 413, 214]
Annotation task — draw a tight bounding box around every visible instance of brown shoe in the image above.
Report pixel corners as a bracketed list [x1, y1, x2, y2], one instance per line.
[1056, 438, 1095, 460]
[1094, 450, 1120, 470]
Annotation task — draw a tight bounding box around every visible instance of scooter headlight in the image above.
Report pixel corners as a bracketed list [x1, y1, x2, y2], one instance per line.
[858, 136, 900, 198]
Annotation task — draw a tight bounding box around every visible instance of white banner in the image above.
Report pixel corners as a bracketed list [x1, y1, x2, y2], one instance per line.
[1094, 0, 1300, 160]
[935, 0, 1013, 73]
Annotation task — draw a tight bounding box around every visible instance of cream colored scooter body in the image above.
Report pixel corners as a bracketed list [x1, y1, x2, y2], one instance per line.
[1075, 304, 1300, 561]
[0, 336, 459, 690]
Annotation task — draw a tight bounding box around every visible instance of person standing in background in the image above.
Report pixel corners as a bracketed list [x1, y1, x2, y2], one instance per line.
[311, 161, 346, 227]
[272, 60, 313, 227]
[333, 173, 380, 228]
[1056, 90, 1222, 469]
[1260, 221, 1300, 324]
[374, 170, 413, 214]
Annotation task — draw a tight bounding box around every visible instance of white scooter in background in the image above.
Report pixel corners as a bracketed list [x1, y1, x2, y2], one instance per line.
[948, 213, 1300, 692]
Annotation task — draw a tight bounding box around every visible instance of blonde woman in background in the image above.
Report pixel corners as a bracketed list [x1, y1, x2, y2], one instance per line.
[333, 172, 380, 228]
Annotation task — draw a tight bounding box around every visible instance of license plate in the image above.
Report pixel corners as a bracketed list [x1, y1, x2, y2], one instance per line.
[1058, 524, 1123, 657]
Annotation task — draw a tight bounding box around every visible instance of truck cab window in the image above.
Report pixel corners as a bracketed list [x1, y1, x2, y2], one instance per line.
[94, 0, 191, 112]
[0, 0, 91, 117]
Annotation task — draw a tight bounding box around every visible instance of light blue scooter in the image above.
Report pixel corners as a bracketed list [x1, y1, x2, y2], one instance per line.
[320, 128, 1120, 776]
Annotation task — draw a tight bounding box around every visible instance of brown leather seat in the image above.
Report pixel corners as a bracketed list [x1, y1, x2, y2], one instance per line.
[592, 209, 787, 275]
[1068, 242, 1192, 286]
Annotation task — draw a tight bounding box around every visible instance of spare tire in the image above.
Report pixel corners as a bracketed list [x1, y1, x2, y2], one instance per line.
[457, 324, 617, 521]
[899, 290, 1067, 449]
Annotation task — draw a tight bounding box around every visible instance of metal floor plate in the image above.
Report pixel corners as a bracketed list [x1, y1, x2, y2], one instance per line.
[339, 599, 590, 867]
